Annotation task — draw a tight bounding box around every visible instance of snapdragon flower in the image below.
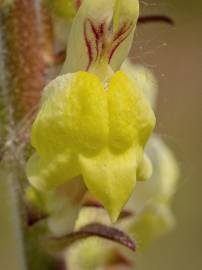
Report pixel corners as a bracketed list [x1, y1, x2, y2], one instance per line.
[26, 0, 155, 223]
[64, 60, 179, 269]
[66, 134, 179, 269]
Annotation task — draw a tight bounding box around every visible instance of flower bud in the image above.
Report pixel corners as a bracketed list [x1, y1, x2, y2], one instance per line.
[129, 203, 175, 249]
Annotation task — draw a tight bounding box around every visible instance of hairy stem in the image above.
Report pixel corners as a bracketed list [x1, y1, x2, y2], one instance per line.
[0, 0, 53, 269]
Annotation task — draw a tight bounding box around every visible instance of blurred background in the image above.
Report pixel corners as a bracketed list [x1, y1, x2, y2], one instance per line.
[134, 0, 202, 269]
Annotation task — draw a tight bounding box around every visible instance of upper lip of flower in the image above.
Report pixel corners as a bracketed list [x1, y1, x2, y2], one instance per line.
[83, 17, 133, 71]
[62, 0, 139, 76]
[26, 0, 156, 223]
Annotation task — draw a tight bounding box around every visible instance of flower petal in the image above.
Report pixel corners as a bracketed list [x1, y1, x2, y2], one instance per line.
[79, 148, 137, 222]
[31, 73, 75, 159]
[137, 153, 153, 181]
[108, 71, 156, 150]
[62, 0, 139, 75]
[64, 71, 108, 152]
[26, 151, 80, 191]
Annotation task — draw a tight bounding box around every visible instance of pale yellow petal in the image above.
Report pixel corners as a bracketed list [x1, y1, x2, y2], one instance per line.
[108, 71, 155, 150]
[64, 72, 108, 152]
[62, 0, 139, 75]
[26, 151, 80, 191]
[79, 148, 137, 222]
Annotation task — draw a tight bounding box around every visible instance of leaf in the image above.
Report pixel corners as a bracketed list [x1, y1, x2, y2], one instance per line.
[46, 223, 136, 252]
[138, 15, 174, 25]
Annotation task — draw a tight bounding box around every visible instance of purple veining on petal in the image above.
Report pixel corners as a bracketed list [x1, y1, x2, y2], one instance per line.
[83, 17, 133, 71]
[108, 22, 132, 63]
[84, 19, 93, 70]
[84, 19, 106, 70]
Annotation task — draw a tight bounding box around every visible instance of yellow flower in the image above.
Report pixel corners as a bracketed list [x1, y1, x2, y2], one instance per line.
[26, 71, 155, 221]
[26, 0, 156, 222]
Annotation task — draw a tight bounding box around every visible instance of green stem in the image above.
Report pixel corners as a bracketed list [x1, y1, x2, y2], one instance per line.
[0, 166, 27, 270]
